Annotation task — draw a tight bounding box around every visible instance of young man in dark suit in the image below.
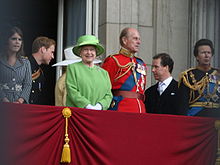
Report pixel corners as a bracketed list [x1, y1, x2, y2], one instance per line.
[144, 53, 178, 114]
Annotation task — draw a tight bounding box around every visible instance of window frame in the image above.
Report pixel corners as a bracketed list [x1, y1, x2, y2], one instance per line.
[55, 0, 99, 80]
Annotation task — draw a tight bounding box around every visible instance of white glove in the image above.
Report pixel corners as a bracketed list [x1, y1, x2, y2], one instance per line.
[85, 103, 102, 110]
[85, 104, 95, 110]
[93, 103, 102, 110]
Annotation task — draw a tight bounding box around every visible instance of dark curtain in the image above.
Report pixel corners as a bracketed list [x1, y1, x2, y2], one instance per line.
[64, 0, 86, 48]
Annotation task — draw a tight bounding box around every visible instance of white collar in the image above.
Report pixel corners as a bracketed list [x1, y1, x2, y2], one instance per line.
[159, 76, 173, 87]
[163, 77, 173, 86]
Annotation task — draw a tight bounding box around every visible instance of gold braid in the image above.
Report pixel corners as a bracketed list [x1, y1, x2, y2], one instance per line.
[179, 69, 217, 104]
[111, 56, 134, 82]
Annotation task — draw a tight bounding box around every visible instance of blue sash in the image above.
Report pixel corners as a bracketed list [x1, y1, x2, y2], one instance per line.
[187, 82, 217, 116]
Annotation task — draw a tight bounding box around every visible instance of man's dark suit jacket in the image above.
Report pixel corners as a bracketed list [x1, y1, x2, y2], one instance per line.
[144, 79, 178, 115]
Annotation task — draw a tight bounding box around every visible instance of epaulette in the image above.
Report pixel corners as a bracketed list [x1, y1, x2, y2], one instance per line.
[179, 67, 210, 92]
[104, 54, 118, 62]
[111, 55, 133, 68]
[180, 67, 196, 75]
[106, 54, 133, 81]
[178, 67, 195, 80]
[108, 54, 144, 63]
[103, 54, 119, 60]
[108, 54, 120, 58]
[179, 67, 208, 103]
[108, 54, 114, 58]
[107, 54, 115, 58]
[178, 67, 196, 87]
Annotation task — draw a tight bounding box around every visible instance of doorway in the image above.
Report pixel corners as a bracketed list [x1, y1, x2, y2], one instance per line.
[0, 0, 58, 105]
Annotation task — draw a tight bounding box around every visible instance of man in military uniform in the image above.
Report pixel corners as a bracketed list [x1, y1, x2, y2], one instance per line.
[102, 27, 147, 113]
[178, 39, 220, 117]
[29, 36, 55, 105]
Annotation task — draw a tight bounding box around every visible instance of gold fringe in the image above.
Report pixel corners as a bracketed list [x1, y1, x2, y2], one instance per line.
[60, 107, 72, 163]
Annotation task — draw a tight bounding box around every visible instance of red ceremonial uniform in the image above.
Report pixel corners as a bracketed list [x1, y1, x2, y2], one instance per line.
[102, 48, 147, 113]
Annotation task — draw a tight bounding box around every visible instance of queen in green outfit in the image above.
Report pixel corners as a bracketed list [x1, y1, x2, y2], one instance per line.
[66, 35, 113, 110]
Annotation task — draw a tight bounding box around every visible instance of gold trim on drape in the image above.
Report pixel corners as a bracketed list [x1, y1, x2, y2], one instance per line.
[60, 107, 72, 163]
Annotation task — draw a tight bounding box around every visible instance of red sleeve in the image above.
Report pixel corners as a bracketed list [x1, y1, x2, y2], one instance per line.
[102, 56, 118, 85]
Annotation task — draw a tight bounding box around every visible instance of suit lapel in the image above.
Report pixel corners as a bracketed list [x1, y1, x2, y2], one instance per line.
[161, 79, 177, 96]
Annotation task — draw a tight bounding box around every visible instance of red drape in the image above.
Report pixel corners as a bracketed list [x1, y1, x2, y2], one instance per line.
[1, 102, 218, 165]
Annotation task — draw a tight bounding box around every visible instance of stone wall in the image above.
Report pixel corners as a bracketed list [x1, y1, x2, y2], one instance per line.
[99, 0, 190, 87]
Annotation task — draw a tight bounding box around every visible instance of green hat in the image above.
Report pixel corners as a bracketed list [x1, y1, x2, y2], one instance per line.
[72, 35, 105, 56]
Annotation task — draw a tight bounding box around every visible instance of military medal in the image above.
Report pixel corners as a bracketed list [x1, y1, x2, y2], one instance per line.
[110, 100, 116, 108]
[136, 64, 146, 75]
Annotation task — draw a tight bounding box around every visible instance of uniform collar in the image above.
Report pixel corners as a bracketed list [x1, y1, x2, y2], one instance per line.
[119, 47, 134, 58]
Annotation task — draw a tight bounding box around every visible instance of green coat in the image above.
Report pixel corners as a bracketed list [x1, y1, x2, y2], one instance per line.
[66, 62, 112, 110]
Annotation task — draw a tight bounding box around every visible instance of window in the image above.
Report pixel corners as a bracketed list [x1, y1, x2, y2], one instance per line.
[56, 0, 99, 79]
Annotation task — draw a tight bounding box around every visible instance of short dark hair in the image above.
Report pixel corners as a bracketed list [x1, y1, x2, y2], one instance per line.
[153, 53, 174, 73]
[193, 39, 214, 57]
